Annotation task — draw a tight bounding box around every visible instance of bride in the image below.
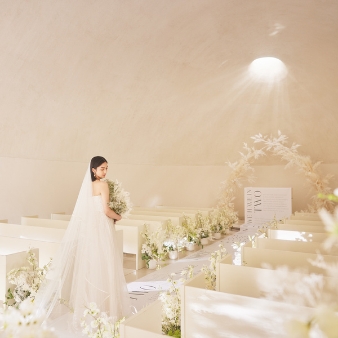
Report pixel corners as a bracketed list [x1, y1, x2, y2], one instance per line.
[36, 156, 131, 332]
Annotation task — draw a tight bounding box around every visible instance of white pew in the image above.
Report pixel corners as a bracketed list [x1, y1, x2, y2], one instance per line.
[284, 219, 323, 226]
[127, 214, 181, 226]
[21, 217, 69, 229]
[268, 229, 328, 242]
[156, 205, 212, 211]
[0, 219, 8, 223]
[215, 263, 338, 301]
[133, 207, 209, 216]
[241, 244, 338, 276]
[0, 248, 39, 302]
[115, 219, 164, 270]
[256, 237, 338, 255]
[294, 212, 321, 221]
[277, 224, 325, 233]
[0, 223, 65, 242]
[0, 237, 58, 267]
[120, 299, 162, 338]
[181, 272, 313, 338]
[130, 210, 196, 219]
[20, 218, 124, 263]
[51, 213, 71, 221]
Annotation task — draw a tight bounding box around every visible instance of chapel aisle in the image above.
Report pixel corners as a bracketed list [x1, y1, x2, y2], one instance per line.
[124, 220, 255, 312]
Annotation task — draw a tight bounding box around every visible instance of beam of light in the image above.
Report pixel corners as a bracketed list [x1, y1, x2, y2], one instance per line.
[249, 57, 287, 83]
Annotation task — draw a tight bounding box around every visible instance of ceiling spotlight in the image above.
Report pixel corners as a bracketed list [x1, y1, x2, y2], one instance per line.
[249, 57, 287, 83]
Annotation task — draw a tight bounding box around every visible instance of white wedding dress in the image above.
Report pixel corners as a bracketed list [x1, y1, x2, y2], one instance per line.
[36, 165, 131, 334]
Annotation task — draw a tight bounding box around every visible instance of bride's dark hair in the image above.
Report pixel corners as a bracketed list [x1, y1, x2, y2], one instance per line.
[90, 156, 108, 182]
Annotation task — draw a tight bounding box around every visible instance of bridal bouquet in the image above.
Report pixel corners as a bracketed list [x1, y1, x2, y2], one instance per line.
[104, 179, 132, 217]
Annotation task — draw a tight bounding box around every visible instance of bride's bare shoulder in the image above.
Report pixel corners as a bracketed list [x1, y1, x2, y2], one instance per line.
[92, 180, 108, 193]
[98, 180, 109, 189]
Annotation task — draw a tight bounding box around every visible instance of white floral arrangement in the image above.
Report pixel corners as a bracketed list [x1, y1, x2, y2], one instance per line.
[158, 266, 194, 338]
[141, 224, 168, 266]
[209, 208, 238, 234]
[5, 249, 52, 307]
[165, 219, 186, 250]
[252, 132, 334, 212]
[81, 302, 125, 338]
[219, 131, 335, 213]
[0, 299, 58, 338]
[195, 212, 211, 239]
[105, 179, 132, 217]
[201, 244, 227, 290]
[181, 215, 200, 245]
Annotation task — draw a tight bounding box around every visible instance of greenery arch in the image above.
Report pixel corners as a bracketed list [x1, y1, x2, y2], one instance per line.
[218, 131, 335, 213]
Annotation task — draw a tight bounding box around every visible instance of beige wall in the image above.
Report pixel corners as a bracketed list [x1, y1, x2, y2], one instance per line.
[1, 157, 336, 223]
[0, 1, 337, 222]
[0, 0, 337, 167]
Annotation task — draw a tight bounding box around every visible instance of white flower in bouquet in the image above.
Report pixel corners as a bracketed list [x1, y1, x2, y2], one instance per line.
[0, 299, 58, 338]
[5, 249, 52, 307]
[80, 302, 125, 338]
[104, 179, 132, 217]
[201, 244, 227, 290]
[141, 224, 168, 266]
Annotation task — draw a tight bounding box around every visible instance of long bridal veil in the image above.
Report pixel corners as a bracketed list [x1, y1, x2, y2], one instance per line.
[36, 164, 131, 331]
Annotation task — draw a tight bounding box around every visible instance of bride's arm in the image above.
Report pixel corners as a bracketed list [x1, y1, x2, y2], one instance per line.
[100, 182, 122, 221]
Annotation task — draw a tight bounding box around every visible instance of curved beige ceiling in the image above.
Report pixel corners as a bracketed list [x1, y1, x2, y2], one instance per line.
[0, 0, 337, 165]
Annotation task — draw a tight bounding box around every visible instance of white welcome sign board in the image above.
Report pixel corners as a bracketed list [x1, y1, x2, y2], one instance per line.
[244, 187, 292, 225]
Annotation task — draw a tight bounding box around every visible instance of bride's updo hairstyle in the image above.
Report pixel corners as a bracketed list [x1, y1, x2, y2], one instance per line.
[90, 156, 108, 182]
